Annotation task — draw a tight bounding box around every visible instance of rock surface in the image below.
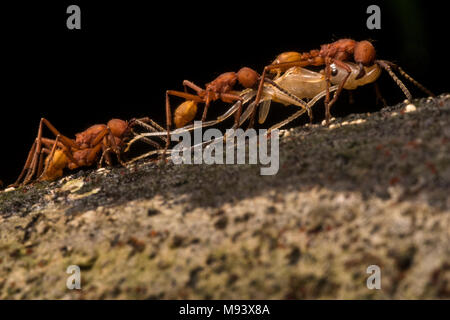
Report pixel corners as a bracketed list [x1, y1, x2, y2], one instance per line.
[1, 95, 449, 299]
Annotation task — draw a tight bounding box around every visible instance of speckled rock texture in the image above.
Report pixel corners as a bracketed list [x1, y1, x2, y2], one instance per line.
[1, 94, 449, 299]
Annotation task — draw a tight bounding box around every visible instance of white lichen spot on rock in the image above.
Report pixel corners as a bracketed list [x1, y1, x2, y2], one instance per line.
[60, 178, 85, 193]
[340, 119, 366, 127]
[352, 119, 366, 125]
[321, 118, 336, 126]
[68, 187, 101, 201]
[279, 130, 290, 138]
[404, 104, 417, 113]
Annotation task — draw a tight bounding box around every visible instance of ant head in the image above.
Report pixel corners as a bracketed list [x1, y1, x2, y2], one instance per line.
[354, 41, 376, 66]
[237, 67, 259, 88]
[108, 119, 129, 138]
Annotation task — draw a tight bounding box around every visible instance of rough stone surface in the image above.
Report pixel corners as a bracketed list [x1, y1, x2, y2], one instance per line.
[1, 95, 449, 299]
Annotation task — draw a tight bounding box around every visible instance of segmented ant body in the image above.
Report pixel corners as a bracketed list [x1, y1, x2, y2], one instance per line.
[165, 68, 260, 147]
[253, 39, 434, 126]
[11, 118, 132, 187]
[126, 62, 383, 154]
[11, 117, 165, 187]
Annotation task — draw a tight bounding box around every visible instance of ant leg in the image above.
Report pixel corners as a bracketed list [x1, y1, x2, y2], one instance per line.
[374, 82, 387, 107]
[132, 117, 165, 133]
[324, 59, 332, 125]
[86, 143, 104, 166]
[87, 127, 122, 168]
[99, 147, 113, 168]
[130, 129, 163, 149]
[183, 80, 204, 95]
[37, 137, 65, 179]
[11, 140, 37, 187]
[23, 119, 46, 185]
[127, 118, 165, 151]
[40, 118, 79, 149]
[348, 91, 355, 105]
[18, 118, 79, 186]
[165, 91, 174, 157]
[103, 130, 127, 167]
[38, 135, 61, 181]
[127, 129, 162, 151]
[201, 93, 211, 122]
[324, 59, 352, 125]
[37, 148, 52, 178]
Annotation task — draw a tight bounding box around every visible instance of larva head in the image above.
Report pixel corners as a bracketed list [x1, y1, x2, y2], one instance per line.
[237, 67, 259, 88]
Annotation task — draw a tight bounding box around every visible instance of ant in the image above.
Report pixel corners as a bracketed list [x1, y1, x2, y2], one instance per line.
[164, 67, 260, 150]
[253, 39, 434, 126]
[10, 117, 164, 187]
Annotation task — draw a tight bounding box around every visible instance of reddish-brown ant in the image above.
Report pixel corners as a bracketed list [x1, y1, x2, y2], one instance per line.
[164, 67, 260, 149]
[10, 118, 132, 187]
[253, 39, 434, 126]
[10, 117, 165, 187]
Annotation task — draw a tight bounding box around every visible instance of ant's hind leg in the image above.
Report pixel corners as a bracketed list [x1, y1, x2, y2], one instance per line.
[374, 82, 387, 108]
[11, 140, 37, 187]
[23, 119, 47, 185]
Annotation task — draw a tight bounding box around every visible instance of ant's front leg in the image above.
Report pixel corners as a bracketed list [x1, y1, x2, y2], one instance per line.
[183, 80, 204, 95]
[220, 93, 244, 128]
[324, 58, 352, 125]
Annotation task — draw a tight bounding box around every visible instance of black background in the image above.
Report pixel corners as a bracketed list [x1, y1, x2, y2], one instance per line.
[1, 0, 448, 185]
[0, 300, 446, 318]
